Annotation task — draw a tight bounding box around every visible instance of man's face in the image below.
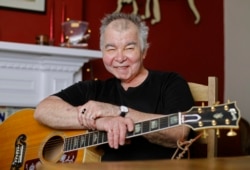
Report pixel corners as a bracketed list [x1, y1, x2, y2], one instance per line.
[102, 19, 146, 83]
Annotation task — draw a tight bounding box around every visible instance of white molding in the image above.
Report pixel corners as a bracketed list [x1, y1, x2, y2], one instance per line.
[0, 41, 102, 107]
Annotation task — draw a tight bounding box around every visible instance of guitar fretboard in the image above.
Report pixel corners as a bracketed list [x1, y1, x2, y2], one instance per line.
[63, 113, 181, 152]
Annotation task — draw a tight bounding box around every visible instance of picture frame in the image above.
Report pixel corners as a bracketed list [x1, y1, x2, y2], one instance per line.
[0, 0, 46, 13]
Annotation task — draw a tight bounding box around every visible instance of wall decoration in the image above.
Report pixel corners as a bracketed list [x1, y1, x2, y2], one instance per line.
[114, 0, 200, 25]
[0, 0, 46, 13]
[188, 0, 200, 24]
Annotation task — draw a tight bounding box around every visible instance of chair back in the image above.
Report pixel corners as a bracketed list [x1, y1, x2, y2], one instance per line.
[188, 76, 218, 158]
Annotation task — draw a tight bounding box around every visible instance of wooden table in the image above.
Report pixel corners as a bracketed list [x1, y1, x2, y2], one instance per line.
[38, 156, 250, 170]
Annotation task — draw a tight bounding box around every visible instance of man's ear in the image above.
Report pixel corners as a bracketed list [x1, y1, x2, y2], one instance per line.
[142, 49, 148, 59]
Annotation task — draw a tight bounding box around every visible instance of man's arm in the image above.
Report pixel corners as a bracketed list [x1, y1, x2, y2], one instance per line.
[34, 96, 84, 129]
[34, 96, 135, 149]
[35, 98, 188, 148]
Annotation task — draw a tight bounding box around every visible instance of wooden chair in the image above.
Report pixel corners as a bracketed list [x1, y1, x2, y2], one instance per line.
[188, 76, 218, 158]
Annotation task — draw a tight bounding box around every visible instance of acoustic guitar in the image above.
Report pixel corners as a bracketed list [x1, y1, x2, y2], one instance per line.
[0, 102, 240, 170]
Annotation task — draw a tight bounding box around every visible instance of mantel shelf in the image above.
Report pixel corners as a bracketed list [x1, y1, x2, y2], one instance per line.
[0, 41, 101, 59]
[0, 41, 102, 107]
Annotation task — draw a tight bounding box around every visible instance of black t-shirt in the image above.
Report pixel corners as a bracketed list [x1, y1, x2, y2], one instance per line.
[54, 70, 194, 161]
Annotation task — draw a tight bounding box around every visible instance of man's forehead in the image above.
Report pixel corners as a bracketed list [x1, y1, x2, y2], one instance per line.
[108, 19, 137, 31]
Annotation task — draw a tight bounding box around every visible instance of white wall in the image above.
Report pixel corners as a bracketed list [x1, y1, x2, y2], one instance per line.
[224, 0, 250, 123]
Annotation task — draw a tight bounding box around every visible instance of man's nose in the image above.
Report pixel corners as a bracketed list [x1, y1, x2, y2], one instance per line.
[115, 50, 127, 62]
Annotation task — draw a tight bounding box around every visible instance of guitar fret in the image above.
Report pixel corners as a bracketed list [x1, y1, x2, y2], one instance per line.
[64, 138, 69, 151]
[160, 117, 169, 128]
[79, 135, 86, 148]
[142, 121, 150, 133]
[86, 133, 90, 147]
[98, 132, 103, 143]
[102, 132, 108, 143]
[98, 131, 106, 144]
[66, 137, 70, 151]
[77, 135, 81, 148]
[67, 137, 72, 151]
[70, 137, 74, 150]
[93, 132, 98, 144]
[73, 136, 78, 149]
[88, 132, 98, 146]
[88, 133, 92, 146]
[127, 131, 134, 137]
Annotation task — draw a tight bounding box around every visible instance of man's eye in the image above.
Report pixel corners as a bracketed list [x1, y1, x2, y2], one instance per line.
[126, 46, 135, 50]
[106, 48, 115, 52]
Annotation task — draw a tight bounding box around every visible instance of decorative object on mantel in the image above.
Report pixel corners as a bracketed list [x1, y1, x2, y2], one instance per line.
[34, 0, 54, 46]
[35, 35, 49, 45]
[61, 20, 90, 48]
[35, 0, 54, 46]
[114, 0, 200, 25]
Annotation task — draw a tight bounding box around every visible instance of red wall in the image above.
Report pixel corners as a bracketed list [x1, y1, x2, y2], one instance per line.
[0, 0, 224, 102]
[0, 0, 83, 45]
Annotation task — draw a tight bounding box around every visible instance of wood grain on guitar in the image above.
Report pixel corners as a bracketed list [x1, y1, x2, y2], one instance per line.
[0, 102, 240, 169]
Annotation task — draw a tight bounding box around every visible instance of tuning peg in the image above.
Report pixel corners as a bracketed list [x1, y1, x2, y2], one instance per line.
[224, 104, 229, 111]
[210, 101, 220, 112]
[198, 107, 202, 113]
[225, 118, 230, 125]
[211, 120, 217, 126]
[202, 130, 208, 138]
[216, 129, 220, 138]
[227, 129, 237, 137]
[198, 121, 203, 127]
[224, 100, 231, 111]
[211, 106, 216, 112]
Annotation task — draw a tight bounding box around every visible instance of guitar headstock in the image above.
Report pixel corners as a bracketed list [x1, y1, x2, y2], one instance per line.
[183, 101, 241, 131]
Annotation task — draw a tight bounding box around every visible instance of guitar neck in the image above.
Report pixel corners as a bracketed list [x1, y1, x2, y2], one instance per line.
[64, 112, 182, 152]
[63, 102, 241, 152]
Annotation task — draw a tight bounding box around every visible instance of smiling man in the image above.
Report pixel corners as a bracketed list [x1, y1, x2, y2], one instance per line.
[34, 13, 194, 161]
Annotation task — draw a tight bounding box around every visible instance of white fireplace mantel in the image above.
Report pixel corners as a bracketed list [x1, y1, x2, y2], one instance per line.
[0, 41, 102, 107]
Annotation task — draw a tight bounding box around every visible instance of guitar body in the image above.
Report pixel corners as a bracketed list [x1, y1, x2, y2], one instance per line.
[0, 109, 101, 170]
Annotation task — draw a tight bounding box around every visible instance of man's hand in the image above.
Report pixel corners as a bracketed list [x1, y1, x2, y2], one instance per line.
[95, 116, 134, 149]
[77, 100, 120, 129]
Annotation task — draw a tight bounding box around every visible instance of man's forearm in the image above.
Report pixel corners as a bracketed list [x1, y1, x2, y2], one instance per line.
[144, 125, 190, 148]
[34, 96, 83, 129]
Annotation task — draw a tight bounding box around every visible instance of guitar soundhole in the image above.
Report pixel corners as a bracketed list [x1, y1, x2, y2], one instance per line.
[42, 135, 64, 162]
